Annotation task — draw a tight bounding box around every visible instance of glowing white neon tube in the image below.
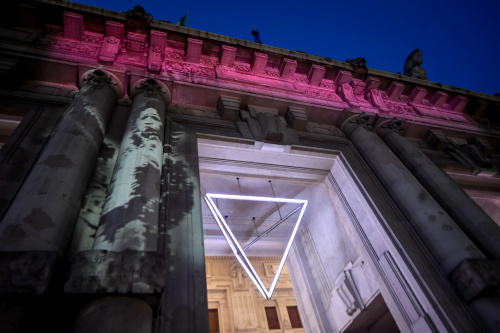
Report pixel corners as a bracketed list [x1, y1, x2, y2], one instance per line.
[205, 196, 268, 298]
[204, 193, 308, 299]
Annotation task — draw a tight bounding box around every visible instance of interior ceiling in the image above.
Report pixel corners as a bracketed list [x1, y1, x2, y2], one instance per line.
[200, 171, 313, 257]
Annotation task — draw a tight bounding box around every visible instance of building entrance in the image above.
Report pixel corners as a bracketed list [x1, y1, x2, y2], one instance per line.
[198, 137, 400, 332]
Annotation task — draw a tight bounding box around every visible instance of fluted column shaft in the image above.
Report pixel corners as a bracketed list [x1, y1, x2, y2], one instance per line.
[377, 119, 500, 260]
[93, 78, 168, 252]
[342, 114, 484, 273]
[0, 69, 119, 253]
[342, 114, 500, 332]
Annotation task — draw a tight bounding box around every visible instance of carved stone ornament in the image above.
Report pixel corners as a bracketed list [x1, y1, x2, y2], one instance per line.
[349, 112, 373, 130]
[237, 107, 300, 146]
[447, 138, 495, 173]
[346, 57, 367, 69]
[125, 6, 153, 24]
[82, 69, 112, 88]
[380, 118, 405, 136]
[404, 49, 428, 80]
[131, 77, 171, 104]
[79, 68, 124, 98]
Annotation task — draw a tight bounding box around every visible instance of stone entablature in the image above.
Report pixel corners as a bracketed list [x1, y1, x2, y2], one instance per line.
[2, 0, 500, 142]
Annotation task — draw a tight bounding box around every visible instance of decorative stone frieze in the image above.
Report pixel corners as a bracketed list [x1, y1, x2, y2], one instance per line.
[99, 21, 123, 64]
[99, 36, 121, 63]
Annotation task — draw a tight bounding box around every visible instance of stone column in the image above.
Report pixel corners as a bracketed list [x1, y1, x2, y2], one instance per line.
[341, 113, 500, 332]
[65, 79, 170, 333]
[93, 78, 170, 252]
[376, 118, 500, 260]
[0, 69, 122, 255]
[341, 113, 484, 273]
[72, 297, 152, 333]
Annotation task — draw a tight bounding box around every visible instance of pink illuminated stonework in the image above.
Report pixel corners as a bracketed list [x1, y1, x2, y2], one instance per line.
[1, 2, 500, 333]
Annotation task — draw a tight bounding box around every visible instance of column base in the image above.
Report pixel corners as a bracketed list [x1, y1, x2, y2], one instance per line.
[64, 250, 167, 294]
[0, 251, 58, 294]
[72, 296, 152, 333]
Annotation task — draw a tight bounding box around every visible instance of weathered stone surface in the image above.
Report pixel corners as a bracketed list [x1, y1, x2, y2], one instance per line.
[285, 106, 308, 131]
[342, 113, 484, 274]
[72, 296, 152, 333]
[217, 95, 240, 121]
[0, 69, 119, 254]
[379, 120, 500, 260]
[0, 251, 57, 293]
[404, 49, 427, 80]
[450, 259, 500, 301]
[64, 250, 167, 294]
[93, 78, 169, 252]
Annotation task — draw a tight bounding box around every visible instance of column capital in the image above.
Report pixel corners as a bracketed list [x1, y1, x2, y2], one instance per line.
[340, 112, 373, 135]
[131, 77, 171, 104]
[376, 117, 406, 137]
[79, 68, 124, 98]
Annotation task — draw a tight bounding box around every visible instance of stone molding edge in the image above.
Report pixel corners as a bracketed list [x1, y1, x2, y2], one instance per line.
[0, 251, 58, 294]
[35, 0, 500, 105]
[64, 250, 167, 294]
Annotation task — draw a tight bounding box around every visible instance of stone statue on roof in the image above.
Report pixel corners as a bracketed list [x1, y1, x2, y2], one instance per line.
[404, 49, 427, 80]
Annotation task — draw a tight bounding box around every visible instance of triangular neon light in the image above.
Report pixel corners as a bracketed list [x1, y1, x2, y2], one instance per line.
[205, 193, 308, 299]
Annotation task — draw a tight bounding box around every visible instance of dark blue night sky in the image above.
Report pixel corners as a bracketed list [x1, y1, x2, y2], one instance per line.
[74, 0, 500, 95]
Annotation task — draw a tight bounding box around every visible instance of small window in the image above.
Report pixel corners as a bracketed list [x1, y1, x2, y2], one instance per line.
[265, 306, 281, 330]
[287, 306, 303, 329]
[208, 309, 220, 333]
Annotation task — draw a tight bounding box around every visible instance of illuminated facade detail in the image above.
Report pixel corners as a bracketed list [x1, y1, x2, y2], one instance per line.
[1, 2, 500, 333]
[205, 193, 307, 299]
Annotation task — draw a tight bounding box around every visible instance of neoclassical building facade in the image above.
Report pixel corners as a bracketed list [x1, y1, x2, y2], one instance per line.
[1, 1, 500, 332]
